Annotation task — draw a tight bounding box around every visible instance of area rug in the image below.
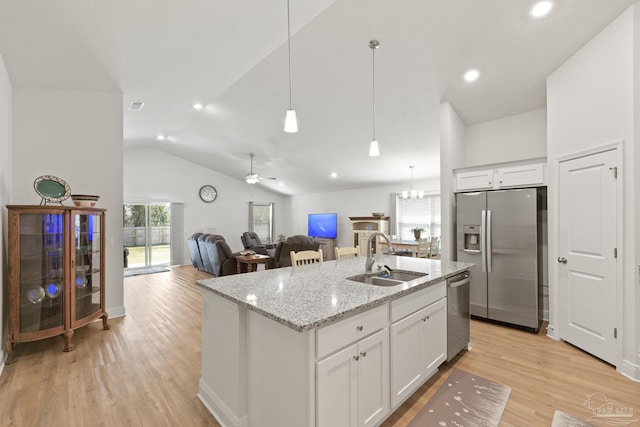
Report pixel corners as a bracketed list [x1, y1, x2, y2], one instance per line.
[124, 267, 170, 277]
[408, 369, 511, 427]
[551, 411, 597, 427]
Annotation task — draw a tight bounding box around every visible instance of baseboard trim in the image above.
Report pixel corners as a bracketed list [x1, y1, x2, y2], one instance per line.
[620, 359, 640, 382]
[198, 379, 248, 427]
[107, 306, 126, 319]
[546, 323, 560, 340]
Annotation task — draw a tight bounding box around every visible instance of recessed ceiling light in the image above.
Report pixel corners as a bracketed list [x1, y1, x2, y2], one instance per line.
[157, 135, 166, 141]
[530, 1, 553, 18]
[278, 182, 284, 187]
[330, 172, 338, 178]
[193, 103, 204, 110]
[463, 69, 480, 82]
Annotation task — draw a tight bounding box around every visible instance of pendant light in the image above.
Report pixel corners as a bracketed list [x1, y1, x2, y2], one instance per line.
[284, 0, 298, 133]
[368, 40, 380, 156]
[402, 166, 425, 200]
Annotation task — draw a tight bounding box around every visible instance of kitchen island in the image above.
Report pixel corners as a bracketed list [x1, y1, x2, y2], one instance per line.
[196, 255, 472, 427]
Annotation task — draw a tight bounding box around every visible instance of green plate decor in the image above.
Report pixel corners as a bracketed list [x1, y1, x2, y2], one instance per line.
[34, 175, 71, 205]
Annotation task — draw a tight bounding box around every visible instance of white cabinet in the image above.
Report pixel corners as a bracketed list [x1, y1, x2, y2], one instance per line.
[349, 217, 390, 256]
[454, 159, 546, 192]
[317, 328, 389, 427]
[455, 168, 494, 191]
[496, 163, 544, 188]
[390, 285, 447, 409]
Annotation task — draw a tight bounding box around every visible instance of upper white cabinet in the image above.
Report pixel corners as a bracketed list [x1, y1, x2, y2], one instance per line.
[496, 163, 544, 188]
[455, 169, 494, 191]
[454, 159, 546, 192]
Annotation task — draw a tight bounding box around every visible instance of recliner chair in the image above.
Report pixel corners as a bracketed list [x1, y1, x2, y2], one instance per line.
[188, 233, 242, 276]
[272, 235, 320, 268]
[188, 232, 206, 271]
[241, 231, 276, 257]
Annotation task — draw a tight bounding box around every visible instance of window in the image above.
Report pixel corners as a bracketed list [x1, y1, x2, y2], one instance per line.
[394, 193, 440, 240]
[249, 202, 274, 244]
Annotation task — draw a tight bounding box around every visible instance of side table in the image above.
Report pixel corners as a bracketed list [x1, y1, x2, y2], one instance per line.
[235, 254, 272, 273]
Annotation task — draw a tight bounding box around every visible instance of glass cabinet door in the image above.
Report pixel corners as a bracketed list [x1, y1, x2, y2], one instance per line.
[18, 213, 65, 333]
[72, 212, 103, 323]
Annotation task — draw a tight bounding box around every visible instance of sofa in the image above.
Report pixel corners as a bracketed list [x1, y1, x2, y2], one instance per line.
[188, 233, 242, 276]
[272, 235, 320, 268]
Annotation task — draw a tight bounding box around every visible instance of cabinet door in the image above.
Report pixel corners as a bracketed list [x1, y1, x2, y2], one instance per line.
[496, 163, 544, 188]
[357, 329, 389, 427]
[12, 211, 67, 337]
[317, 344, 358, 427]
[390, 307, 426, 408]
[420, 298, 447, 377]
[455, 169, 494, 191]
[71, 211, 105, 327]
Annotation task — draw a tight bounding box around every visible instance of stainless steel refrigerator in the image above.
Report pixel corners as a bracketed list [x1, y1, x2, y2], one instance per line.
[456, 188, 543, 330]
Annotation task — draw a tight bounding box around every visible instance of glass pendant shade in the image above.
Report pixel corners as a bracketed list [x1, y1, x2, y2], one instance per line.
[369, 140, 380, 157]
[284, 109, 298, 133]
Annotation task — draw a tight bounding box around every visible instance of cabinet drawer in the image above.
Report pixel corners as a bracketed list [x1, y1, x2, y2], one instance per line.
[390, 281, 445, 323]
[317, 304, 388, 359]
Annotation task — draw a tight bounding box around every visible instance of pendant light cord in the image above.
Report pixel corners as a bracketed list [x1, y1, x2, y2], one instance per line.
[372, 44, 376, 141]
[287, 0, 293, 110]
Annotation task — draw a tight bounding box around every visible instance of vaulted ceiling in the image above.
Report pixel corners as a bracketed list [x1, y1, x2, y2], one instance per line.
[0, 0, 636, 194]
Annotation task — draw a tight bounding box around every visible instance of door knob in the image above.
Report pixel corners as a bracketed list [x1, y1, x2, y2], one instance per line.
[557, 257, 567, 264]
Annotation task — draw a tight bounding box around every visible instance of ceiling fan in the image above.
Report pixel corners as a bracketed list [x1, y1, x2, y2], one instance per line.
[245, 154, 277, 184]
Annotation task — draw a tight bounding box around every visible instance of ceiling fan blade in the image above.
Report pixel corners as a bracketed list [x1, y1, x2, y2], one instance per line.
[245, 153, 276, 183]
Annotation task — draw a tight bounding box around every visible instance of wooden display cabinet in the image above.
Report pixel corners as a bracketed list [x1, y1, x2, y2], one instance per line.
[6, 205, 109, 363]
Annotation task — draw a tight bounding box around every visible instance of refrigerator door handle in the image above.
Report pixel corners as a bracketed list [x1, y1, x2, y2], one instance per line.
[481, 210, 487, 272]
[486, 210, 492, 272]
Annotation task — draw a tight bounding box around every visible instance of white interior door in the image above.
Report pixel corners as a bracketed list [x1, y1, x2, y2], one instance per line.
[558, 149, 618, 365]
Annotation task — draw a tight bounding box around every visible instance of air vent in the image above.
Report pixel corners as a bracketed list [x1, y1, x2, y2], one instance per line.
[128, 101, 145, 111]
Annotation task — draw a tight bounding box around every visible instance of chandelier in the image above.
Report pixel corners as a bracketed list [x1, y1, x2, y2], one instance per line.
[402, 166, 424, 200]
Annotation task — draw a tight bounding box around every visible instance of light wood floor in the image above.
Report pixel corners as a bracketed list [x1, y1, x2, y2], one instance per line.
[1, 265, 637, 426]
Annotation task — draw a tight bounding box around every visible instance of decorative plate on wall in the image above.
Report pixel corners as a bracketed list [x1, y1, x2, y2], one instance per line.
[199, 185, 218, 203]
[33, 175, 71, 205]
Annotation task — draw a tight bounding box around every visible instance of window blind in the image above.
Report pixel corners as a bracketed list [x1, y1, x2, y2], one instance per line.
[395, 193, 441, 240]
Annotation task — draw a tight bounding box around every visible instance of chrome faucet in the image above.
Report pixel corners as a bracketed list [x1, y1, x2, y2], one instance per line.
[365, 232, 391, 273]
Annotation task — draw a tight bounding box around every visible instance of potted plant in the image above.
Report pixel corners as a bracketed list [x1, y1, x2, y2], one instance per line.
[411, 227, 425, 241]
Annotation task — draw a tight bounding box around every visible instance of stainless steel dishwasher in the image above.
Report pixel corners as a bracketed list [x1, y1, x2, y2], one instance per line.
[447, 270, 471, 361]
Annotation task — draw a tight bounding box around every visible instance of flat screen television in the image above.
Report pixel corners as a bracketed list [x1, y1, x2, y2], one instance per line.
[308, 213, 337, 239]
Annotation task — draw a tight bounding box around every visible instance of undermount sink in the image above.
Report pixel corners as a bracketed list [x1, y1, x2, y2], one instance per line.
[347, 270, 428, 287]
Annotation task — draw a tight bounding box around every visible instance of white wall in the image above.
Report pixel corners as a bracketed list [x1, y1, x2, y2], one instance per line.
[439, 102, 466, 261]
[0, 54, 12, 369]
[12, 88, 125, 318]
[547, 5, 638, 377]
[124, 148, 287, 262]
[287, 180, 440, 249]
[464, 108, 547, 168]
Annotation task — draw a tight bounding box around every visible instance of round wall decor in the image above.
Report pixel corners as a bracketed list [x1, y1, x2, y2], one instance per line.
[199, 185, 218, 203]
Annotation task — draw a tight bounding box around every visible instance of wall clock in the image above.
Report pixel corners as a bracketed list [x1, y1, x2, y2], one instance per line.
[199, 185, 218, 203]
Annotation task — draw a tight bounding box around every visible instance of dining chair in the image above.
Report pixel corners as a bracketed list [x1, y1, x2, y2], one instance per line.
[290, 249, 324, 266]
[417, 238, 430, 258]
[429, 236, 440, 258]
[334, 246, 360, 260]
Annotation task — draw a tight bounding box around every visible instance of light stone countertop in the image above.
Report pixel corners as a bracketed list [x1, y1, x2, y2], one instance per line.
[196, 255, 473, 332]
